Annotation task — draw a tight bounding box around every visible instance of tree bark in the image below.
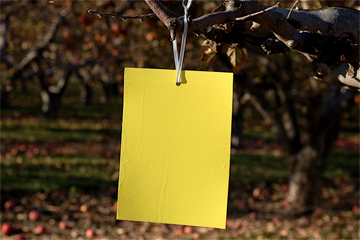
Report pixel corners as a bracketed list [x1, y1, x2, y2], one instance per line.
[286, 87, 354, 212]
[40, 90, 63, 120]
[77, 70, 93, 106]
[231, 89, 245, 149]
[1, 86, 10, 109]
[287, 125, 339, 212]
[287, 145, 328, 212]
[81, 83, 92, 106]
[144, 0, 360, 88]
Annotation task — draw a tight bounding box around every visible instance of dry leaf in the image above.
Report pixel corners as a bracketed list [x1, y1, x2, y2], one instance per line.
[198, 48, 217, 70]
[227, 47, 246, 74]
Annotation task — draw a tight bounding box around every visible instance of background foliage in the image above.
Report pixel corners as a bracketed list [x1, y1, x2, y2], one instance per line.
[1, 0, 359, 239]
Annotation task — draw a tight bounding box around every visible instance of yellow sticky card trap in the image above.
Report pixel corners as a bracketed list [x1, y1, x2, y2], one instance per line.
[117, 68, 233, 229]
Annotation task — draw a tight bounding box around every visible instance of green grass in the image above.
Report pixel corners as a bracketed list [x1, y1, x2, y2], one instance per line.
[229, 149, 359, 183]
[2, 81, 123, 120]
[1, 81, 359, 192]
[324, 149, 359, 178]
[230, 154, 288, 182]
[1, 148, 357, 191]
[2, 118, 121, 143]
[1, 156, 119, 191]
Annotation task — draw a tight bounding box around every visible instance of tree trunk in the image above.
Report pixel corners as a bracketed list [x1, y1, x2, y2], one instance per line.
[99, 82, 110, 103]
[286, 100, 342, 213]
[40, 90, 62, 120]
[231, 90, 245, 149]
[0, 85, 9, 109]
[81, 83, 92, 106]
[287, 145, 327, 212]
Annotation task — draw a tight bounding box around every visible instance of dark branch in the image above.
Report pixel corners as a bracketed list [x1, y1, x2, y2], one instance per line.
[234, 2, 281, 22]
[143, 0, 359, 88]
[11, 9, 68, 81]
[0, 15, 10, 63]
[88, 9, 155, 22]
[0, 0, 18, 8]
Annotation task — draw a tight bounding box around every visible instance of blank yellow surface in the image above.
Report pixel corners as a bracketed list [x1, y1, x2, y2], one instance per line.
[117, 68, 233, 229]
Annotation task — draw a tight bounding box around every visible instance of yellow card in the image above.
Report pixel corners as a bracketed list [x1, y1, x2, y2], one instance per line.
[117, 68, 233, 229]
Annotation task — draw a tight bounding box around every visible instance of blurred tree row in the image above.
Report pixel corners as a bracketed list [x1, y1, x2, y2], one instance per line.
[1, 0, 359, 214]
[1, 0, 193, 118]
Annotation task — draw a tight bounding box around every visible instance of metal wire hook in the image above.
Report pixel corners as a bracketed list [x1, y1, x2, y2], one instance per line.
[182, 0, 192, 11]
[172, 0, 193, 86]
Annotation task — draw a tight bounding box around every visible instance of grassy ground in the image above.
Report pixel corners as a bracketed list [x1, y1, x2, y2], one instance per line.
[1, 82, 359, 239]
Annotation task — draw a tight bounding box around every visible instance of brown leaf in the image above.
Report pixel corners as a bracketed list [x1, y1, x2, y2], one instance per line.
[198, 48, 217, 70]
[227, 47, 246, 74]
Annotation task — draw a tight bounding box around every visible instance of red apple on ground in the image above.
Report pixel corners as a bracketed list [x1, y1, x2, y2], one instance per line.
[183, 226, 192, 234]
[234, 220, 242, 229]
[1, 223, 14, 235]
[4, 200, 16, 210]
[192, 233, 200, 239]
[226, 218, 231, 226]
[176, 228, 183, 236]
[111, 24, 122, 33]
[352, 205, 359, 213]
[14, 234, 27, 240]
[29, 210, 40, 221]
[272, 217, 280, 224]
[281, 184, 288, 191]
[85, 228, 96, 238]
[34, 225, 46, 234]
[283, 199, 291, 206]
[249, 212, 258, 220]
[59, 221, 68, 230]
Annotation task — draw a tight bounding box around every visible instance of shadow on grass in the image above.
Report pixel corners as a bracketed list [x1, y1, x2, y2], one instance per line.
[1, 160, 118, 191]
[1, 150, 358, 192]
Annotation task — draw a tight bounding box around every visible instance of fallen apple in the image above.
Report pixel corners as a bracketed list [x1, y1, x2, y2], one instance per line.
[4, 200, 16, 210]
[1, 223, 14, 235]
[29, 210, 40, 221]
[59, 221, 68, 230]
[14, 234, 27, 240]
[85, 228, 96, 238]
[34, 225, 46, 235]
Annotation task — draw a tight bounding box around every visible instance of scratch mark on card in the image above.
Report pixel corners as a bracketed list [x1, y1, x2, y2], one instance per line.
[119, 157, 129, 185]
[159, 156, 170, 221]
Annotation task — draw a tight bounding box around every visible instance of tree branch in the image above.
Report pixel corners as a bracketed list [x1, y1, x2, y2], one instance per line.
[11, 9, 68, 81]
[144, 0, 178, 28]
[0, 0, 19, 8]
[88, 9, 155, 22]
[0, 15, 9, 63]
[143, 0, 359, 88]
[235, 2, 281, 21]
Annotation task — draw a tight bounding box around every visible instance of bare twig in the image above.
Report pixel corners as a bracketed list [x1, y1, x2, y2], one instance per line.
[0, 0, 18, 8]
[11, 9, 68, 81]
[235, 2, 281, 21]
[287, 0, 299, 19]
[213, 1, 224, 13]
[88, 9, 155, 22]
[0, 16, 10, 62]
[301, 68, 356, 90]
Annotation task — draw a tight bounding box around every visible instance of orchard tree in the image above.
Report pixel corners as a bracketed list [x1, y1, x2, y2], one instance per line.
[1, 1, 135, 118]
[2, 0, 358, 213]
[1, 2, 98, 118]
[87, 0, 359, 213]
[1, 0, 182, 118]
